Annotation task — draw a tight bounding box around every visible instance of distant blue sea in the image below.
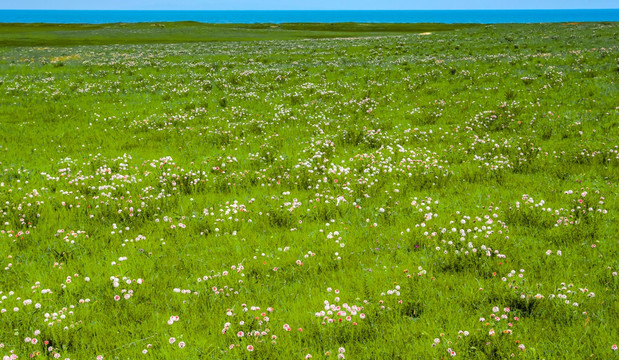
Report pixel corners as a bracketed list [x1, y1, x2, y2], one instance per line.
[0, 10, 618, 24]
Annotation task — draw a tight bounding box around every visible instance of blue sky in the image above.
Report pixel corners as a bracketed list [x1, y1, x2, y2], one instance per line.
[2, 0, 617, 10]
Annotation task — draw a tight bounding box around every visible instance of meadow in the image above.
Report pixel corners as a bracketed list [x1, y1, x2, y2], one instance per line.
[0, 22, 617, 359]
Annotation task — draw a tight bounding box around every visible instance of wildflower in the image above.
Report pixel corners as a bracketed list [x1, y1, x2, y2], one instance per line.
[247, 345, 254, 352]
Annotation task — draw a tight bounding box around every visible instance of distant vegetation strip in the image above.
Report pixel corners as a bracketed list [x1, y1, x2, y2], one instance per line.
[0, 22, 479, 46]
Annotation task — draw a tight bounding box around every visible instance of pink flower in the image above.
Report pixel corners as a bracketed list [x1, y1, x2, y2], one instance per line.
[178, 341, 185, 348]
[612, 344, 618, 351]
[247, 345, 254, 352]
[169, 337, 176, 344]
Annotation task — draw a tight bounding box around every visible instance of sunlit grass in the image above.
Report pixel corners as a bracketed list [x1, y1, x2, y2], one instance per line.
[0, 21, 617, 359]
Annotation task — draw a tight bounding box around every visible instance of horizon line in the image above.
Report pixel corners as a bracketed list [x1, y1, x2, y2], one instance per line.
[3, 8, 619, 11]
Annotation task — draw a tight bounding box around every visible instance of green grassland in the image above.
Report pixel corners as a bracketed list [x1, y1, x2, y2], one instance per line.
[0, 22, 474, 46]
[0, 22, 617, 359]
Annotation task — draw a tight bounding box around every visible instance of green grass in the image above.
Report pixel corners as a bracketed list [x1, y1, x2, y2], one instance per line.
[0, 22, 475, 46]
[0, 21, 617, 359]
